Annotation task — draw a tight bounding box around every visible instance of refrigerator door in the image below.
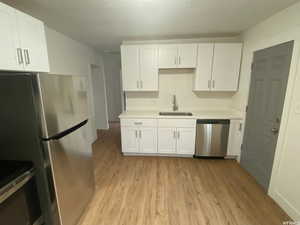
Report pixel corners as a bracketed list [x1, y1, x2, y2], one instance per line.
[38, 74, 89, 138]
[38, 74, 94, 225]
[46, 124, 94, 225]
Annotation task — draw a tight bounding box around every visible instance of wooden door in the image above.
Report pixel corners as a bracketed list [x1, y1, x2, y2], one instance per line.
[241, 41, 294, 190]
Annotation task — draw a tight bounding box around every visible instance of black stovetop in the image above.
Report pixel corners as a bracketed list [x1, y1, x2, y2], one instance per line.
[0, 161, 34, 189]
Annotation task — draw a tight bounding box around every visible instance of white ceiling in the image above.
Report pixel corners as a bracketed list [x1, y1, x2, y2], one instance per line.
[4, 0, 300, 51]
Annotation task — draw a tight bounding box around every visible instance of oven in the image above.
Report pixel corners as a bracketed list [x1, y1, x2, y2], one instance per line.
[0, 161, 42, 225]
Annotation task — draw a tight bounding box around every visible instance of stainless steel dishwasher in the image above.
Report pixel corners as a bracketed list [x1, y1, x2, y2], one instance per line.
[195, 120, 230, 158]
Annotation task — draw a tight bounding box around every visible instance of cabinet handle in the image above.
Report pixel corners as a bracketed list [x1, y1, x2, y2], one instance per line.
[135, 130, 138, 138]
[212, 80, 215, 88]
[17, 48, 23, 65]
[139, 130, 142, 138]
[140, 80, 143, 89]
[174, 57, 177, 65]
[137, 81, 139, 88]
[178, 56, 181, 65]
[208, 80, 211, 89]
[27, 50, 31, 64]
[24, 49, 30, 65]
[173, 130, 176, 139]
[134, 122, 143, 125]
[177, 131, 180, 139]
[239, 123, 243, 131]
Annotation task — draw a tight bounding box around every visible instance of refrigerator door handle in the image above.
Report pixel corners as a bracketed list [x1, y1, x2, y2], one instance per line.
[42, 119, 88, 141]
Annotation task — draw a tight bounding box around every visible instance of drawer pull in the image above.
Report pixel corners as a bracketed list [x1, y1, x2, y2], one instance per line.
[134, 122, 143, 125]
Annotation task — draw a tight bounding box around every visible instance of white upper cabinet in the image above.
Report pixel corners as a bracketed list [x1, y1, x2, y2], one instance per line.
[121, 45, 140, 91]
[0, 3, 22, 71]
[121, 45, 158, 91]
[0, 3, 49, 72]
[158, 44, 178, 69]
[140, 46, 158, 91]
[211, 43, 242, 91]
[194, 43, 214, 91]
[158, 44, 198, 69]
[194, 43, 242, 92]
[17, 11, 49, 72]
[177, 44, 198, 68]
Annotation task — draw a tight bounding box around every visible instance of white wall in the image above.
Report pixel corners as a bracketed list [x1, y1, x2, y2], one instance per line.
[102, 53, 122, 121]
[234, 2, 300, 220]
[45, 27, 103, 143]
[126, 70, 235, 111]
[90, 65, 109, 130]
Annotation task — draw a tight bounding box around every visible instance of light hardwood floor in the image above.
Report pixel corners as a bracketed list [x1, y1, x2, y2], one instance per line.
[78, 123, 289, 225]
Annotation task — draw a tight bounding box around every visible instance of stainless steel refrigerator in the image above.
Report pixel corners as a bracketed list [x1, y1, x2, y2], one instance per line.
[0, 73, 95, 225]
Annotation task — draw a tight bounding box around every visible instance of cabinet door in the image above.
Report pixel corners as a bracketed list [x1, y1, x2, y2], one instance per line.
[17, 11, 49, 72]
[211, 43, 242, 91]
[194, 43, 214, 91]
[176, 128, 196, 154]
[121, 127, 139, 153]
[227, 120, 243, 158]
[0, 3, 22, 71]
[177, 44, 198, 68]
[139, 127, 157, 153]
[121, 45, 140, 91]
[158, 45, 178, 69]
[140, 46, 158, 91]
[157, 128, 177, 153]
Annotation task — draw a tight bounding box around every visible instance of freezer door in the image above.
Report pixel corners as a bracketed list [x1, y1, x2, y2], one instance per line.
[38, 74, 89, 138]
[47, 124, 94, 225]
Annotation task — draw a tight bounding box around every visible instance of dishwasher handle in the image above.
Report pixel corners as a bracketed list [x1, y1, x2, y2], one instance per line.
[197, 119, 230, 124]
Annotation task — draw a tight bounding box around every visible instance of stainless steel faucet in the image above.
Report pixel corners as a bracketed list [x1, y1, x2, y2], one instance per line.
[172, 95, 178, 111]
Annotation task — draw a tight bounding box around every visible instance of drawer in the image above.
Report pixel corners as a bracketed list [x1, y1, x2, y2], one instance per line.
[158, 119, 196, 128]
[121, 119, 157, 127]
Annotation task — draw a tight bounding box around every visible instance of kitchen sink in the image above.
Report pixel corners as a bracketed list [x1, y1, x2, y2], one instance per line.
[159, 112, 193, 116]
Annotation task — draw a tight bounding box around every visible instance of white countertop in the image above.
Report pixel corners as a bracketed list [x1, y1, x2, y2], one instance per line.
[119, 110, 243, 120]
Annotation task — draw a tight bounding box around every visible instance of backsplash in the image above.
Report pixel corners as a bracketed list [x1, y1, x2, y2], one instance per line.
[126, 69, 235, 111]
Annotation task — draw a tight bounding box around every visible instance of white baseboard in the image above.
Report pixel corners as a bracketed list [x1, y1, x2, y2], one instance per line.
[269, 189, 300, 221]
[123, 152, 193, 158]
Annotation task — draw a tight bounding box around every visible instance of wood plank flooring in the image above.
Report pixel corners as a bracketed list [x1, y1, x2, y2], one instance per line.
[78, 123, 289, 225]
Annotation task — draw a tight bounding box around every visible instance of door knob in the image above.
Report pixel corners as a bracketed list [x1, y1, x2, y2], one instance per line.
[271, 128, 279, 134]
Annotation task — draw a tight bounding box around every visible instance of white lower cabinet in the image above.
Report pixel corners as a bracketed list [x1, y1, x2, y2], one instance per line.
[176, 128, 196, 154]
[227, 120, 244, 160]
[139, 127, 157, 153]
[121, 118, 196, 156]
[157, 119, 196, 155]
[157, 128, 177, 153]
[121, 127, 139, 153]
[121, 125, 157, 153]
[157, 127, 196, 155]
